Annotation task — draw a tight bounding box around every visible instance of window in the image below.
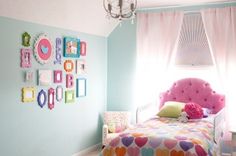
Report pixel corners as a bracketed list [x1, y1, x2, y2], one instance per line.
[175, 13, 213, 66]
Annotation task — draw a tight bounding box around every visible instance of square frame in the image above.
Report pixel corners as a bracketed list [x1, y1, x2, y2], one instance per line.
[38, 70, 52, 86]
[22, 87, 36, 102]
[65, 90, 75, 103]
[64, 37, 80, 58]
[76, 78, 86, 97]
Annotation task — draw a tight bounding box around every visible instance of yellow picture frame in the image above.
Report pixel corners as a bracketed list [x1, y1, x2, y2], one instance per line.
[22, 87, 36, 102]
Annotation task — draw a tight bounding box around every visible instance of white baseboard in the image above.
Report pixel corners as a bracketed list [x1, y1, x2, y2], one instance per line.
[72, 143, 101, 156]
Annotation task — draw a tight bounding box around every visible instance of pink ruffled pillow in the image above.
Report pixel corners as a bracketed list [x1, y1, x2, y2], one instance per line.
[184, 102, 203, 119]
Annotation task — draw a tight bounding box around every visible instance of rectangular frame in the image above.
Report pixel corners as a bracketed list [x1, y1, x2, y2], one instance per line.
[64, 37, 80, 58]
[76, 59, 86, 75]
[76, 78, 86, 97]
[38, 70, 52, 86]
[54, 70, 62, 83]
[22, 87, 36, 102]
[65, 90, 75, 103]
[21, 48, 32, 68]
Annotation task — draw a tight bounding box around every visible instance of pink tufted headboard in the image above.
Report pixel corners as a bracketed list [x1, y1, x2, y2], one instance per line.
[159, 78, 225, 114]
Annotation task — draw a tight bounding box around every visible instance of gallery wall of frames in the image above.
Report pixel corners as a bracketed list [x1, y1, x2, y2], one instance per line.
[21, 32, 87, 109]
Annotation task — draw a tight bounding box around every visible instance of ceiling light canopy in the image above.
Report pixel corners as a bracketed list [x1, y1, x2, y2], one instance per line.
[103, 0, 137, 21]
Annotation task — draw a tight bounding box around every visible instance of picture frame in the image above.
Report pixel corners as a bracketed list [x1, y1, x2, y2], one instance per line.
[76, 78, 86, 97]
[25, 71, 33, 82]
[54, 70, 62, 83]
[56, 86, 63, 102]
[63, 37, 80, 58]
[66, 74, 74, 88]
[22, 87, 36, 102]
[22, 32, 31, 47]
[65, 90, 75, 103]
[80, 41, 86, 56]
[34, 34, 53, 65]
[76, 59, 86, 75]
[48, 88, 55, 110]
[54, 38, 62, 64]
[20, 48, 32, 68]
[38, 70, 52, 86]
[64, 60, 74, 73]
[37, 89, 47, 108]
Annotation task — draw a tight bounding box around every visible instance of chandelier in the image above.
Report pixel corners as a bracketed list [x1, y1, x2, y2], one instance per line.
[103, 0, 137, 21]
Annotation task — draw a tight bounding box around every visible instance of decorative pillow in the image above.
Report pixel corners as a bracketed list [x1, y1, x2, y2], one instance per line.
[108, 122, 127, 133]
[157, 101, 185, 118]
[107, 122, 116, 133]
[184, 102, 203, 119]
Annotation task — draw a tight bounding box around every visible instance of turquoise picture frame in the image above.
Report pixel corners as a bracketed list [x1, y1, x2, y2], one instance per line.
[63, 37, 80, 58]
[76, 78, 86, 97]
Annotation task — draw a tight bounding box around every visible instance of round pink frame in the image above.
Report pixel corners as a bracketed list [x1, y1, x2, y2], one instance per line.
[34, 34, 53, 64]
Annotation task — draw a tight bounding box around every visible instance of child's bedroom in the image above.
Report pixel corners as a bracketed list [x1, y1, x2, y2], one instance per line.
[1, 0, 236, 156]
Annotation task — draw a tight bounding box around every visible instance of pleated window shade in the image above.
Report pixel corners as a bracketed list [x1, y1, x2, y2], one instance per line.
[175, 13, 213, 66]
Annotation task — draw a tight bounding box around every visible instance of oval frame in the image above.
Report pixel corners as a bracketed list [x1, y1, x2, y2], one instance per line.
[37, 89, 47, 108]
[56, 86, 63, 102]
[48, 88, 55, 110]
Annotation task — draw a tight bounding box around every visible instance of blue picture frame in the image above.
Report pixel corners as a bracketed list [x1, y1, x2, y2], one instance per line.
[76, 78, 86, 97]
[63, 37, 80, 58]
[37, 89, 47, 108]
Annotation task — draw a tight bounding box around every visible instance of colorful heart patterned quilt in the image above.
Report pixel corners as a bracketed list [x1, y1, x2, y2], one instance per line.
[101, 117, 216, 156]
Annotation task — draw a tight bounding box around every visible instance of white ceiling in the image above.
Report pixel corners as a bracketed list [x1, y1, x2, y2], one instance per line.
[0, 0, 234, 37]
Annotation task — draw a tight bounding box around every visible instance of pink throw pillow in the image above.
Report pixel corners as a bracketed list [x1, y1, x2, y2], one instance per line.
[184, 102, 203, 119]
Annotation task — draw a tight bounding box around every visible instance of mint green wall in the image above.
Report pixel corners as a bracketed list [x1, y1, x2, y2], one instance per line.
[107, 21, 136, 113]
[0, 17, 107, 156]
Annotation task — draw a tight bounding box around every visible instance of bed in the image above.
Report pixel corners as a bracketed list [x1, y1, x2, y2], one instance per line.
[101, 78, 225, 156]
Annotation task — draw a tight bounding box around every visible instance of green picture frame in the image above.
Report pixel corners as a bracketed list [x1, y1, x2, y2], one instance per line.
[65, 90, 75, 103]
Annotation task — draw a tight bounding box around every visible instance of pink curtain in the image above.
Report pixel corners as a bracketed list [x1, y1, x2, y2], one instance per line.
[201, 7, 236, 139]
[136, 12, 184, 107]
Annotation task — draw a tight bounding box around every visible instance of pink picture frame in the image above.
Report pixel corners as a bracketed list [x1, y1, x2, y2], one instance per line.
[80, 41, 86, 56]
[48, 88, 55, 110]
[66, 74, 74, 88]
[21, 48, 32, 68]
[54, 70, 62, 83]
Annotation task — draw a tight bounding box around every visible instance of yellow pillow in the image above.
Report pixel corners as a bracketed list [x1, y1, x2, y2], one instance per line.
[157, 101, 185, 118]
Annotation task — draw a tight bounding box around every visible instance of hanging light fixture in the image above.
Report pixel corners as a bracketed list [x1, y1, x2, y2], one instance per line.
[103, 0, 137, 21]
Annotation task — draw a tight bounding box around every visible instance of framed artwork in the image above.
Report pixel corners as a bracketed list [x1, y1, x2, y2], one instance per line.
[34, 34, 53, 64]
[80, 41, 86, 56]
[54, 38, 62, 64]
[64, 60, 74, 72]
[25, 71, 33, 82]
[37, 89, 47, 108]
[76, 59, 86, 75]
[63, 37, 80, 58]
[20, 48, 32, 68]
[38, 70, 52, 86]
[65, 90, 75, 103]
[66, 74, 74, 88]
[56, 86, 63, 102]
[22, 87, 36, 102]
[54, 70, 62, 83]
[76, 78, 86, 97]
[22, 32, 31, 47]
[48, 88, 55, 110]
